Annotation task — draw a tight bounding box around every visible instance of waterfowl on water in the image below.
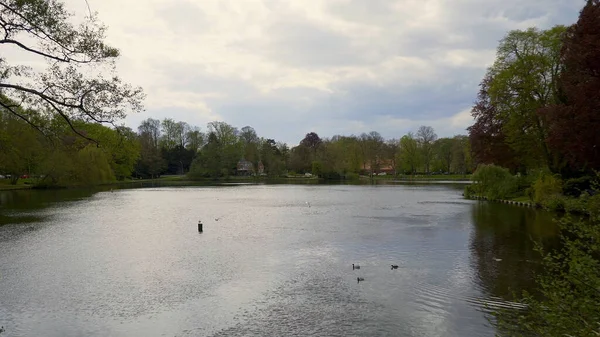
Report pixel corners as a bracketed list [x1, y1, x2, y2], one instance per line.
[391, 265, 399, 269]
[357, 277, 365, 283]
[352, 264, 360, 270]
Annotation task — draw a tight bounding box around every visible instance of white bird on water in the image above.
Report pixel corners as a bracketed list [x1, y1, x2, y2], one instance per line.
[305, 201, 311, 208]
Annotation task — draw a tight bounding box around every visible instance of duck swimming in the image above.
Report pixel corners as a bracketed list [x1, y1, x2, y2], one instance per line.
[357, 277, 365, 283]
[391, 265, 399, 269]
[352, 264, 360, 270]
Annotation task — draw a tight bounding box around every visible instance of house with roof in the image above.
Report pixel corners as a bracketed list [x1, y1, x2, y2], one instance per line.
[236, 159, 254, 176]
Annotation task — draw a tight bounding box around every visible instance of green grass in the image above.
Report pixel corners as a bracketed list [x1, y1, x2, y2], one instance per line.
[0, 178, 35, 190]
[510, 195, 531, 203]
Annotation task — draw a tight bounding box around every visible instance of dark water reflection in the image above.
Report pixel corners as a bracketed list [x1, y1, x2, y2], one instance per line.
[0, 184, 559, 337]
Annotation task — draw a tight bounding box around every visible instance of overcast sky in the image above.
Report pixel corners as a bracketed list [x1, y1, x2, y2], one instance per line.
[66, 0, 581, 145]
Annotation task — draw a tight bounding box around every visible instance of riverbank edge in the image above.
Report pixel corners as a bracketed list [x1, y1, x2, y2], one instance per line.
[1, 174, 474, 191]
[466, 195, 538, 208]
[0, 175, 321, 191]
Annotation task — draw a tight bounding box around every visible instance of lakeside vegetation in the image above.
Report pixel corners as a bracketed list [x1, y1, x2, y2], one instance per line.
[465, 1, 600, 336]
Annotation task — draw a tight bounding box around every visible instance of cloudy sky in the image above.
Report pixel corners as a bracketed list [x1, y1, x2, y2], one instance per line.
[66, 0, 581, 145]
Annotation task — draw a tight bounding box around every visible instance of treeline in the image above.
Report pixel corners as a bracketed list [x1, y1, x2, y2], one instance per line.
[129, 118, 473, 180]
[466, 0, 600, 206]
[469, 12, 599, 177]
[1, 103, 474, 185]
[0, 95, 139, 187]
[470, 2, 600, 336]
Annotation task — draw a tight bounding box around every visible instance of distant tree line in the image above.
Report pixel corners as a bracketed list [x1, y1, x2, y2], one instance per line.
[0, 99, 475, 185]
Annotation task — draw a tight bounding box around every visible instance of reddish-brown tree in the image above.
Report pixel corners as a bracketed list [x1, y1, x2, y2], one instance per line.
[542, 0, 600, 171]
[468, 76, 520, 172]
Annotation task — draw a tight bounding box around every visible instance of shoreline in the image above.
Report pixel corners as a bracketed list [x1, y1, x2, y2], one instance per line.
[1, 174, 473, 191]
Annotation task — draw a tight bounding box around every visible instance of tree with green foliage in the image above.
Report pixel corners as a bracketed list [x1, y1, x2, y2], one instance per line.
[136, 118, 165, 178]
[434, 137, 454, 173]
[188, 132, 222, 179]
[207, 121, 241, 175]
[399, 133, 420, 174]
[0, 0, 144, 141]
[485, 26, 567, 171]
[416, 126, 437, 173]
[260, 138, 285, 176]
[70, 122, 140, 180]
[467, 164, 517, 200]
[0, 104, 44, 183]
[451, 135, 472, 174]
[185, 126, 204, 153]
[239, 126, 260, 165]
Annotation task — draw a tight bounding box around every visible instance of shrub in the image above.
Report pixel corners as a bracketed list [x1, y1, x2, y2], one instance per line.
[470, 164, 518, 200]
[494, 212, 600, 337]
[532, 172, 563, 205]
[344, 172, 360, 180]
[563, 176, 593, 197]
[311, 161, 323, 177]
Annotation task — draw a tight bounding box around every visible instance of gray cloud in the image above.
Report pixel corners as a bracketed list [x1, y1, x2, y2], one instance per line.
[85, 0, 585, 145]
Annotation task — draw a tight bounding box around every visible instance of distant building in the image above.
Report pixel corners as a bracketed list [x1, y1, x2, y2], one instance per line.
[237, 159, 254, 176]
[363, 159, 395, 175]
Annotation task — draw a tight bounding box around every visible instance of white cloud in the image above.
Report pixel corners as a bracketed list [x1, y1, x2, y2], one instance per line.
[17, 0, 583, 143]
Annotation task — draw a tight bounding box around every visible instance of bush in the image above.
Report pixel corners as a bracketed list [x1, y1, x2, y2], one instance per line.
[311, 161, 323, 177]
[532, 172, 563, 205]
[470, 164, 518, 200]
[344, 172, 360, 180]
[320, 171, 341, 180]
[563, 176, 594, 197]
[494, 212, 600, 337]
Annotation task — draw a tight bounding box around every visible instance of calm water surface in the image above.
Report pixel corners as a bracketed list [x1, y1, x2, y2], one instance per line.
[0, 184, 558, 337]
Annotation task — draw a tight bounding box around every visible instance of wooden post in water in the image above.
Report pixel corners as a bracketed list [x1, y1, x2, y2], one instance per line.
[198, 221, 203, 232]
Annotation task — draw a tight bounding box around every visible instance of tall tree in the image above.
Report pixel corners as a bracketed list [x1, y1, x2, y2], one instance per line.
[136, 118, 164, 178]
[0, 0, 144, 141]
[138, 118, 161, 149]
[239, 126, 260, 164]
[366, 131, 384, 175]
[399, 133, 420, 174]
[486, 26, 567, 170]
[451, 135, 473, 174]
[384, 138, 400, 176]
[189, 132, 222, 178]
[468, 76, 520, 172]
[435, 137, 454, 173]
[185, 126, 204, 153]
[416, 126, 437, 173]
[160, 118, 179, 150]
[543, 0, 600, 172]
[300, 132, 322, 158]
[207, 121, 241, 175]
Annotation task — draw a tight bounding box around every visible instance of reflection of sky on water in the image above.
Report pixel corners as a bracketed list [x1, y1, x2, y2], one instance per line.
[0, 185, 548, 336]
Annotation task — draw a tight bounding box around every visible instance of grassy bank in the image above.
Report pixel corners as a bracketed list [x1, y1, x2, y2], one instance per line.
[0, 179, 34, 191]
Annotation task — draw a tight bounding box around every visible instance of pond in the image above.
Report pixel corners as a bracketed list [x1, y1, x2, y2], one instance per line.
[0, 184, 558, 337]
